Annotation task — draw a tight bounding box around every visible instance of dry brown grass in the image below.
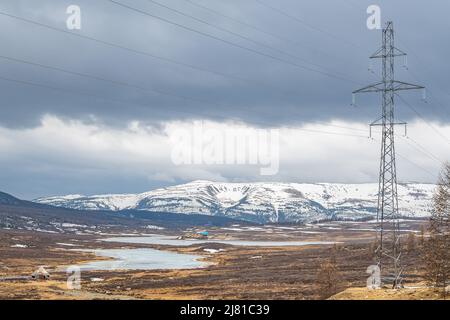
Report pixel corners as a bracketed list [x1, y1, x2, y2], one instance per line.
[330, 285, 445, 300]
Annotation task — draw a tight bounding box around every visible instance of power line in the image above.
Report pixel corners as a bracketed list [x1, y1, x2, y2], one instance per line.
[397, 38, 450, 103]
[368, 121, 447, 166]
[181, 0, 346, 63]
[144, 0, 353, 80]
[370, 136, 438, 179]
[0, 11, 277, 90]
[363, 32, 450, 147]
[108, 0, 378, 132]
[404, 67, 450, 119]
[0, 9, 354, 106]
[396, 151, 438, 179]
[0, 6, 378, 135]
[253, 0, 362, 49]
[367, 125, 446, 168]
[0, 74, 370, 139]
[1, 7, 377, 129]
[394, 38, 450, 139]
[396, 93, 450, 146]
[106, 0, 360, 84]
[0, 53, 369, 135]
[0, 75, 217, 119]
[348, 28, 450, 146]
[310, 121, 367, 133]
[0, 3, 441, 185]
[370, 137, 439, 179]
[342, 13, 444, 178]
[400, 136, 445, 166]
[0, 54, 215, 106]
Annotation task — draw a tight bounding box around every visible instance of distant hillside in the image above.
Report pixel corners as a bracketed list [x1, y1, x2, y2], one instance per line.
[0, 191, 245, 234]
[0, 191, 24, 206]
[35, 181, 435, 224]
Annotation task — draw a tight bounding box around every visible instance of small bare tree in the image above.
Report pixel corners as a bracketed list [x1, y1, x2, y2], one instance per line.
[419, 225, 426, 247]
[406, 232, 416, 253]
[316, 245, 340, 299]
[423, 163, 450, 298]
[368, 237, 378, 259]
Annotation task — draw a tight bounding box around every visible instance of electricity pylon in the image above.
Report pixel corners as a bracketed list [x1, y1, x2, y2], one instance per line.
[353, 21, 424, 288]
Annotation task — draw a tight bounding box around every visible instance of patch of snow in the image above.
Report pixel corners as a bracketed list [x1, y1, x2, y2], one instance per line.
[11, 244, 28, 248]
[221, 227, 244, 232]
[145, 225, 165, 230]
[203, 248, 224, 254]
[34, 229, 59, 234]
[90, 277, 104, 282]
[56, 243, 78, 247]
[298, 231, 323, 234]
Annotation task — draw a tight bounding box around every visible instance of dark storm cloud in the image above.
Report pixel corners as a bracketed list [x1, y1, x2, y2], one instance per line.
[0, 0, 448, 129]
[0, 0, 449, 199]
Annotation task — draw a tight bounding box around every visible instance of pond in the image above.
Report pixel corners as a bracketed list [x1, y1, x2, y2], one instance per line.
[78, 248, 207, 271]
[102, 234, 336, 247]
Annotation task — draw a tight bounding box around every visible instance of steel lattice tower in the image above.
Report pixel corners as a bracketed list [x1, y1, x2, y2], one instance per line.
[353, 22, 424, 288]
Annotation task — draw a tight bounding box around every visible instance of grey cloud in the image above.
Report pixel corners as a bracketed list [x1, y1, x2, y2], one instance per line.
[0, 0, 448, 129]
[0, 0, 449, 198]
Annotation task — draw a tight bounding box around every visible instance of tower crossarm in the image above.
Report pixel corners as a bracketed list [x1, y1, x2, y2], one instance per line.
[353, 81, 423, 95]
[370, 46, 407, 59]
[352, 82, 384, 94]
[392, 80, 424, 92]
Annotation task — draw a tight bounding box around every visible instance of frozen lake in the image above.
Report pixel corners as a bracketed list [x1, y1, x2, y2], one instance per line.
[78, 248, 206, 271]
[102, 234, 336, 247]
[76, 235, 337, 271]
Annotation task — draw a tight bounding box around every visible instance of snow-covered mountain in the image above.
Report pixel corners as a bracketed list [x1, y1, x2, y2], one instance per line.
[34, 181, 435, 224]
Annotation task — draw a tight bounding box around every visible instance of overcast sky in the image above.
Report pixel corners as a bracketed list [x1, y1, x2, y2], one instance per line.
[0, 0, 449, 199]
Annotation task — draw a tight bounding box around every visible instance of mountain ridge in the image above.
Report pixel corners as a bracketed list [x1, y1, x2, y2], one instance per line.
[0, 189, 245, 232]
[34, 181, 435, 224]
